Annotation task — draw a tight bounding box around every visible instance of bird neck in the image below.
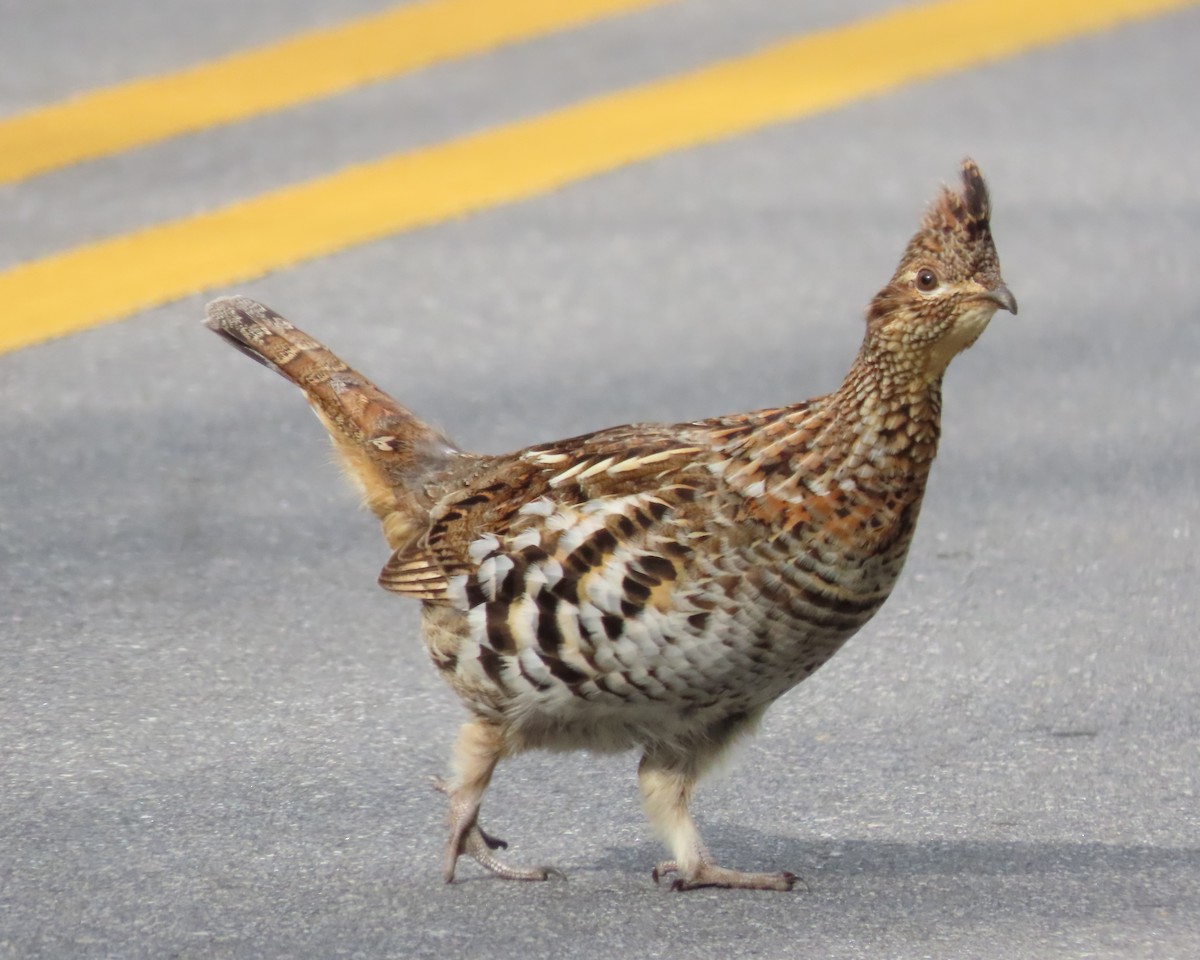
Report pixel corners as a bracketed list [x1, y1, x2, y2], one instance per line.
[716, 359, 943, 508]
[820, 354, 944, 489]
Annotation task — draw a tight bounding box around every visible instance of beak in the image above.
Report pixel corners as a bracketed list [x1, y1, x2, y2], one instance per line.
[983, 282, 1018, 315]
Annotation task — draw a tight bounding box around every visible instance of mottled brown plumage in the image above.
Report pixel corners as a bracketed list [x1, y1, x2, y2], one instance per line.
[205, 159, 1015, 891]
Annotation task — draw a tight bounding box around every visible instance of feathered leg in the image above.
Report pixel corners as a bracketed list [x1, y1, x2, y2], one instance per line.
[639, 729, 797, 892]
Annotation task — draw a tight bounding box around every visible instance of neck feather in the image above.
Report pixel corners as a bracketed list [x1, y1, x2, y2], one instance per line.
[716, 355, 943, 505]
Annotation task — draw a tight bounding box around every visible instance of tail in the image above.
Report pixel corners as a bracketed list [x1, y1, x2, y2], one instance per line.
[204, 295, 457, 522]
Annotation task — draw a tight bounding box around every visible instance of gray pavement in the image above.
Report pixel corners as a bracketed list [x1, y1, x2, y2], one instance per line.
[3, 2, 1199, 958]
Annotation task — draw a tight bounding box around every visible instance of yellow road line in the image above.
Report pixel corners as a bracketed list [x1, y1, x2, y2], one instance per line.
[0, 0, 673, 185]
[1, 0, 1193, 355]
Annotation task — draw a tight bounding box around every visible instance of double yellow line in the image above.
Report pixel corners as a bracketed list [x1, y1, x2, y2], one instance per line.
[0, 0, 674, 185]
[0, 0, 1192, 354]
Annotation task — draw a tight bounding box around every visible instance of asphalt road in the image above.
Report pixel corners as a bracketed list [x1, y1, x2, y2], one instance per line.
[3, 2, 1199, 958]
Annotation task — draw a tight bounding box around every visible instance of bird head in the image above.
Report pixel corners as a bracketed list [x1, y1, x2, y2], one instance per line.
[863, 159, 1016, 385]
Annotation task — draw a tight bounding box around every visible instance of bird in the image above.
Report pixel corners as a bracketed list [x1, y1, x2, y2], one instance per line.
[204, 159, 1015, 892]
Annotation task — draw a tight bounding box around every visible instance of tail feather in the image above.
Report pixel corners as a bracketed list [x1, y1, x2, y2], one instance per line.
[204, 295, 456, 521]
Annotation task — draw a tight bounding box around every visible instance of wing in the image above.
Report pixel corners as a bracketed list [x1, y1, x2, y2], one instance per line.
[378, 423, 713, 597]
[375, 408, 791, 601]
[377, 424, 742, 704]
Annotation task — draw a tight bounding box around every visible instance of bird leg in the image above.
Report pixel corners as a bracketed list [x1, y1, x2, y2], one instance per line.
[441, 718, 565, 883]
[432, 777, 507, 849]
[638, 749, 797, 892]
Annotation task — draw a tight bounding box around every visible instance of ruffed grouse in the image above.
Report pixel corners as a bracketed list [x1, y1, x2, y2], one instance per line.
[205, 159, 1015, 891]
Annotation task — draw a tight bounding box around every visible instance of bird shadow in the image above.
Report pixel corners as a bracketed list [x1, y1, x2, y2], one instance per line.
[588, 825, 1200, 899]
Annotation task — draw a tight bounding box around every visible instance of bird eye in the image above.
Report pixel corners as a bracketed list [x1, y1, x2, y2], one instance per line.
[915, 268, 939, 292]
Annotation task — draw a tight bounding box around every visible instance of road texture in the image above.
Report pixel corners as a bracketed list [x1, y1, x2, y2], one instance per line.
[2, 1, 1198, 957]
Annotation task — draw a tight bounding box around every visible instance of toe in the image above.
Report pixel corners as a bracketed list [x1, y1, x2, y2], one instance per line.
[664, 863, 800, 892]
[463, 831, 567, 882]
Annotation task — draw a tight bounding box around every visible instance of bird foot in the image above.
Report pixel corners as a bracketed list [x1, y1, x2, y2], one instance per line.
[436, 775, 566, 883]
[652, 860, 801, 892]
[454, 829, 567, 883]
